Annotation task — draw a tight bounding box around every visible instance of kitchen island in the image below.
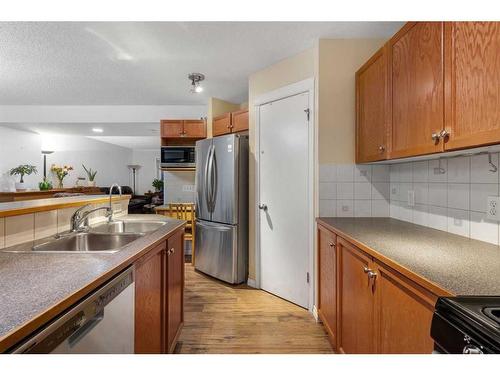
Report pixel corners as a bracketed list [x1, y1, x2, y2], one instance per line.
[0, 214, 185, 353]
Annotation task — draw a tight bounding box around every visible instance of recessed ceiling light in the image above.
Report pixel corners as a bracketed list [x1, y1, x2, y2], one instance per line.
[92, 128, 104, 133]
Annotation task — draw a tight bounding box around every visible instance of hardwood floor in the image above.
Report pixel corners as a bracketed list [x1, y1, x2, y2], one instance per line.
[175, 264, 334, 354]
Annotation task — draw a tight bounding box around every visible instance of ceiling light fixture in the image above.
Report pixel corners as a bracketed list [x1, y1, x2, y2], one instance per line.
[188, 73, 205, 94]
[92, 128, 104, 133]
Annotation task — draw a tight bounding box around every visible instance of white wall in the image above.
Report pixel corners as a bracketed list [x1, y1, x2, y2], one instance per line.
[132, 149, 161, 195]
[0, 126, 133, 190]
[0, 127, 43, 189]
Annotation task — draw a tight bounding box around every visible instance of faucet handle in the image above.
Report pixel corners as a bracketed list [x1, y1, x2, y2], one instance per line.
[74, 204, 92, 217]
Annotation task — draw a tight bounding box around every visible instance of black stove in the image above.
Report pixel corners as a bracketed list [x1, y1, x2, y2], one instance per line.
[431, 296, 500, 354]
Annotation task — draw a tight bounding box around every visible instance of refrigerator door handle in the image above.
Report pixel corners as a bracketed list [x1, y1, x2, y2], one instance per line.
[205, 145, 213, 212]
[211, 147, 218, 212]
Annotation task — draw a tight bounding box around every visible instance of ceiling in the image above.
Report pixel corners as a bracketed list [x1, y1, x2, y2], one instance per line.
[0, 22, 403, 105]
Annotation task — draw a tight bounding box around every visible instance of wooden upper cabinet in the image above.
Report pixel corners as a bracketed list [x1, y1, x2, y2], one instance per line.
[356, 46, 389, 163]
[338, 239, 375, 354]
[444, 22, 500, 150]
[161, 120, 184, 138]
[231, 109, 249, 133]
[183, 119, 206, 138]
[212, 113, 232, 137]
[373, 261, 436, 354]
[166, 230, 184, 353]
[135, 242, 166, 354]
[317, 225, 337, 348]
[389, 22, 445, 158]
[161, 119, 206, 139]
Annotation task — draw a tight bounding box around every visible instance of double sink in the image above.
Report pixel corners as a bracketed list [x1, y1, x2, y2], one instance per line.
[4, 219, 167, 254]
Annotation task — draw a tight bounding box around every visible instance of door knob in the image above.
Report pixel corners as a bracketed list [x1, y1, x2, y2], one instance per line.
[259, 204, 268, 211]
[431, 133, 440, 142]
[378, 145, 385, 153]
[439, 129, 450, 140]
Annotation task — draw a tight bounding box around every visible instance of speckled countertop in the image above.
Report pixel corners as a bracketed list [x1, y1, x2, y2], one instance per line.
[318, 217, 500, 296]
[0, 214, 184, 352]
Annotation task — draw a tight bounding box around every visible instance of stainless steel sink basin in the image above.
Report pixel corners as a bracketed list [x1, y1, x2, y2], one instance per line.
[32, 232, 143, 253]
[90, 220, 167, 234]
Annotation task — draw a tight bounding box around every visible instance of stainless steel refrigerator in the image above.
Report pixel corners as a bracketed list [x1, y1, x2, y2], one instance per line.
[195, 133, 248, 284]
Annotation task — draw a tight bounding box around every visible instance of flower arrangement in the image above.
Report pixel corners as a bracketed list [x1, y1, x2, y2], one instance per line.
[51, 164, 73, 188]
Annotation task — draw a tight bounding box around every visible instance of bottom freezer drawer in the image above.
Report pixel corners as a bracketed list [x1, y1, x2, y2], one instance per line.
[195, 220, 244, 284]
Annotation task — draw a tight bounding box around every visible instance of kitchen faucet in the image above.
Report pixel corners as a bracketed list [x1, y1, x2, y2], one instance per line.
[70, 204, 111, 232]
[108, 183, 122, 222]
[69, 183, 122, 232]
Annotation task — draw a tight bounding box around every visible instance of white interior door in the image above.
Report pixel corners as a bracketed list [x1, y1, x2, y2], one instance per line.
[259, 92, 310, 308]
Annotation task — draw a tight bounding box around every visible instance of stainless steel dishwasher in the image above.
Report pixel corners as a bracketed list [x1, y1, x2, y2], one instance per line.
[11, 267, 135, 354]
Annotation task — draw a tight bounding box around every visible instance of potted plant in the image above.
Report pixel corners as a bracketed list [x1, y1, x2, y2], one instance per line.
[10, 164, 37, 191]
[82, 164, 98, 187]
[51, 164, 73, 188]
[152, 178, 163, 192]
[38, 178, 53, 191]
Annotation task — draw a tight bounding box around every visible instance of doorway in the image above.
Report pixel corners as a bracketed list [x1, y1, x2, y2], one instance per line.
[255, 79, 314, 309]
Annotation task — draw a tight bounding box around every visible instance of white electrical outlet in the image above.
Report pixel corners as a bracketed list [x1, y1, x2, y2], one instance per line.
[487, 196, 500, 220]
[182, 184, 195, 192]
[408, 190, 415, 207]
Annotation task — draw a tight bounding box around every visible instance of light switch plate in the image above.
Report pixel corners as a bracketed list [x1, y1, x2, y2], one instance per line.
[487, 196, 500, 221]
[182, 185, 195, 192]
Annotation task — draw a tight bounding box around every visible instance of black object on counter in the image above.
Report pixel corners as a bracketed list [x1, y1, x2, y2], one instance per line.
[431, 296, 500, 354]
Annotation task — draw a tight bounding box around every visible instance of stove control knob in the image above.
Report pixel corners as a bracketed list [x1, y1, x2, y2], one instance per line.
[463, 345, 483, 354]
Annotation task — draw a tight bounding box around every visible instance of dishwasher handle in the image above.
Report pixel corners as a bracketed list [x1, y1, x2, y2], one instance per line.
[10, 267, 134, 354]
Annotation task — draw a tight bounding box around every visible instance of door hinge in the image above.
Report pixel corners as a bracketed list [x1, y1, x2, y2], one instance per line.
[306, 272, 310, 283]
[304, 108, 310, 121]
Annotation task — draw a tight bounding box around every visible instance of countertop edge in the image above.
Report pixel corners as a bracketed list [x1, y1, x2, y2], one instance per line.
[0, 195, 132, 218]
[0, 220, 185, 353]
[316, 218, 455, 298]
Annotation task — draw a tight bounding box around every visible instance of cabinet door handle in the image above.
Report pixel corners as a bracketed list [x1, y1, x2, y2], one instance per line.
[363, 266, 371, 273]
[439, 129, 449, 140]
[378, 145, 385, 153]
[367, 271, 377, 279]
[170, 248, 175, 255]
[328, 242, 335, 248]
[431, 133, 440, 142]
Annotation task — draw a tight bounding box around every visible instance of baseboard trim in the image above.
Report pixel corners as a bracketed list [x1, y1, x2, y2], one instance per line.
[312, 305, 319, 322]
[247, 278, 257, 288]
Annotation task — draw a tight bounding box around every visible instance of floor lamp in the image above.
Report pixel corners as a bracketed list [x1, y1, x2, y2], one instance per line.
[127, 165, 141, 195]
[41, 150, 54, 179]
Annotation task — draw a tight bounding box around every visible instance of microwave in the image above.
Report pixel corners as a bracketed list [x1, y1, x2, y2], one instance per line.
[161, 146, 196, 168]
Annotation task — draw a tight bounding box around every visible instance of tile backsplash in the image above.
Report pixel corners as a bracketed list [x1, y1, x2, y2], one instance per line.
[389, 154, 500, 245]
[319, 163, 390, 218]
[319, 153, 500, 245]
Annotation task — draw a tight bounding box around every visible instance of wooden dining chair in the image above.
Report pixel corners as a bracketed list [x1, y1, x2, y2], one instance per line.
[163, 203, 196, 265]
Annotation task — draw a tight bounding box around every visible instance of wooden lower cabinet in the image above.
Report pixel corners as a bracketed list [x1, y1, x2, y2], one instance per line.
[337, 238, 375, 354]
[317, 225, 337, 348]
[134, 228, 184, 354]
[373, 260, 436, 353]
[166, 230, 184, 353]
[134, 241, 166, 354]
[318, 227, 438, 354]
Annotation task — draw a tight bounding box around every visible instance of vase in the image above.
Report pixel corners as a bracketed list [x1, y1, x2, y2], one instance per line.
[15, 182, 26, 191]
[88, 180, 96, 187]
[57, 180, 64, 189]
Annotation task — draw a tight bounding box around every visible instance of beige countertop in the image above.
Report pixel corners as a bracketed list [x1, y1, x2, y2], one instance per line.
[0, 194, 131, 218]
[0, 214, 185, 352]
[317, 217, 500, 297]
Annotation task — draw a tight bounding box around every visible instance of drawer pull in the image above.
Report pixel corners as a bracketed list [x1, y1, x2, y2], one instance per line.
[328, 242, 335, 247]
